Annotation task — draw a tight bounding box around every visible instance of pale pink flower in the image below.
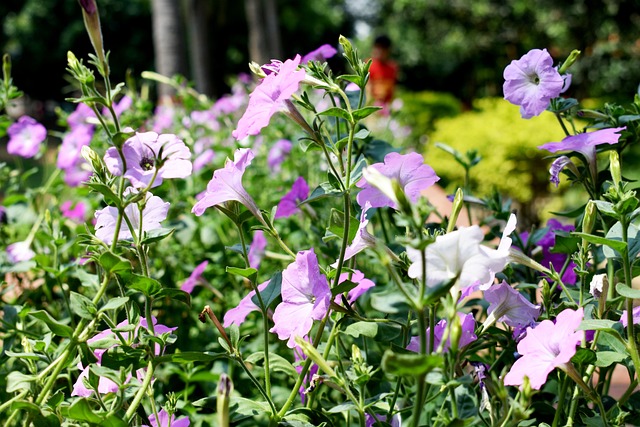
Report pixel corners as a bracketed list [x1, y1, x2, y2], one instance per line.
[7, 116, 47, 158]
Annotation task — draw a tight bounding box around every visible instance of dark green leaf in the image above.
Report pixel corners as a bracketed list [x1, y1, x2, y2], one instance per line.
[331, 279, 358, 298]
[344, 321, 378, 338]
[154, 351, 225, 364]
[141, 227, 175, 244]
[99, 251, 132, 274]
[155, 288, 191, 306]
[352, 106, 382, 121]
[120, 272, 162, 297]
[86, 182, 120, 206]
[550, 232, 580, 254]
[100, 296, 129, 312]
[318, 107, 352, 121]
[29, 310, 73, 337]
[251, 271, 282, 308]
[70, 291, 97, 320]
[63, 398, 102, 422]
[571, 348, 596, 365]
[305, 182, 343, 203]
[381, 350, 443, 376]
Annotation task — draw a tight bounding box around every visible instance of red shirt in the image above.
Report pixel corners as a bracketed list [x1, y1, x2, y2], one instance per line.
[369, 59, 398, 104]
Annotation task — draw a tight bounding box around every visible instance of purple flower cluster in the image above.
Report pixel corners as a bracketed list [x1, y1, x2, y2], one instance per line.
[8, 116, 47, 158]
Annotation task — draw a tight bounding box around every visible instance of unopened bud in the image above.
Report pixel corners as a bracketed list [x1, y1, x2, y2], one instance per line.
[448, 188, 464, 233]
[448, 314, 462, 354]
[248, 61, 266, 79]
[351, 344, 363, 364]
[339, 35, 354, 59]
[3, 54, 11, 82]
[610, 151, 622, 188]
[295, 336, 336, 378]
[217, 374, 232, 427]
[559, 50, 581, 74]
[81, 145, 101, 172]
[78, 0, 106, 72]
[582, 200, 596, 236]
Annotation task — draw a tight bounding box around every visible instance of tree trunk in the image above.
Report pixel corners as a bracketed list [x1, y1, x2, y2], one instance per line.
[186, 0, 213, 96]
[151, 0, 185, 100]
[244, 0, 269, 65]
[263, 0, 282, 60]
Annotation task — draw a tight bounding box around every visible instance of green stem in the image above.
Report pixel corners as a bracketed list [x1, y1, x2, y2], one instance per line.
[411, 308, 428, 427]
[124, 360, 155, 421]
[552, 375, 570, 427]
[622, 218, 640, 376]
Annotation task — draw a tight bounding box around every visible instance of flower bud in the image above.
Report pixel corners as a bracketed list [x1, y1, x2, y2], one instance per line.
[448, 188, 464, 233]
[3, 53, 11, 82]
[448, 313, 462, 354]
[248, 61, 266, 79]
[81, 145, 102, 173]
[582, 200, 596, 236]
[339, 35, 354, 59]
[559, 49, 581, 74]
[78, 0, 107, 73]
[295, 336, 336, 378]
[217, 373, 233, 427]
[610, 150, 622, 188]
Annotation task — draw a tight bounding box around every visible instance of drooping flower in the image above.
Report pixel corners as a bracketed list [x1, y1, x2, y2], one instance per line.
[181, 261, 209, 294]
[144, 409, 190, 427]
[589, 274, 607, 299]
[333, 270, 376, 305]
[407, 312, 477, 353]
[104, 131, 192, 189]
[192, 148, 264, 224]
[94, 188, 169, 244]
[538, 127, 625, 180]
[503, 49, 565, 119]
[6, 241, 36, 264]
[7, 116, 47, 158]
[504, 307, 584, 390]
[275, 176, 309, 219]
[301, 44, 338, 64]
[549, 155, 579, 187]
[268, 139, 293, 171]
[271, 249, 331, 348]
[223, 281, 269, 327]
[356, 152, 439, 210]
[407, 217, 514, 296]
[72, 317, 176, 397]
[248, 230, 267, 269]
[232, 55, 306, 140]
[61, 201, 88, 223]
[482, 281, 540, 332]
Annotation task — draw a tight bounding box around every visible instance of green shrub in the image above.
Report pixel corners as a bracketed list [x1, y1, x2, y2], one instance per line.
[426, 98, 566, 203]
[395, 89, 463, 136]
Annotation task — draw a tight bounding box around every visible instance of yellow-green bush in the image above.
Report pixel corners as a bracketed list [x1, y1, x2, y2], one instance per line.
[426, 98, 567, 203]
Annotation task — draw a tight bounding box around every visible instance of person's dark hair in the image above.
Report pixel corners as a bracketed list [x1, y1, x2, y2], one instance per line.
[374, 35, 392, 49]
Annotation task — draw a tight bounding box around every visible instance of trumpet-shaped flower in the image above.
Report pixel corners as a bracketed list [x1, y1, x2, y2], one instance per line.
[181, 261, 209, 294]
[340, 201, 376, 263]
[275, 176, 309, 219]
[223, 281, 269, 327]
[6, 241, 36, 264]
[104, 131, 192, 189]
[7, 116, 47, 158]
[483, 281, 540, 331]
[233, 55, 306, 140]
[94, 189, 169, 244]
[407, 216, 514, 296]
[503, 49, 564, 119]
[192, 148, 263, 223]
[504, 307, 584, 390]
[356, 152, 439, 210]
[301, 44, 338, 64]
[407, 312, 477, 353]
[271, 249, 331, 348]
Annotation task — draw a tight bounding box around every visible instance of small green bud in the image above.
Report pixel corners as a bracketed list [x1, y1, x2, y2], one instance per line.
[559, 49, 581, 74]
[81, 145, 101, 173]
[295, 337, 336, 378]
[582, 200, 596, 235]
[351, 344, 363, 365]
[448, 314, 462, 354]
[3, 53, 11, 82]
[248, 61, 266, 78]
[217, 373, 232, 427]
[610, 150, 622, 188]
[448, 188, 464, 233]
[339, 35, 354, 59]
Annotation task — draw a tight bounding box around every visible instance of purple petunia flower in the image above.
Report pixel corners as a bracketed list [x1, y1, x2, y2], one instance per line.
[620, 306, 640, 328]
[301, 44, 338, 64]
[67, 103, 96, 129]
[537, 219, 577, 285]
[181, 261, 209, 294]
[72, 317, 176, 397]
[407, 312, 477, 353]
[539, 127, 626, 181]
[232, 55, 306, 140]
[6, 241, 36, 264]
[104, 131, 192, 189]
[341, 201, 376, 263]
[152, 105, 175, 133]
[192, 148, 264, 224]
[7, 116, 47, 158]
[333, 270, 376, 305]
[365, 413, 401, 427]
[94, 188, 169, 244]
[271, 249, 331, 348]
[504, 307, 584, 390]
[223, 281, 269, 327]
[483, 281, 540, 331]
[268, 139, 293, 171]
[275, 176, 309, 219]
[503, 48, 565, 119]
[248, 230, 267, 269]
[144, 409, 190, 427]
[61, 201, 88, 223]
[356, 152, 439, 210]
[58, 126, 93, 170]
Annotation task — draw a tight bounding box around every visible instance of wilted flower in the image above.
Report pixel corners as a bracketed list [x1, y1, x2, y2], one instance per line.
[589, 274, 607, 299]
[275, 176, 309, 219]
[94, 188, 169, 244]
[356, 152, 439, 210]
[504, 307, 584, 390]
[7, 116, 47, 158]
[271, 249, 331, 348]
[503, 49, 564, 119]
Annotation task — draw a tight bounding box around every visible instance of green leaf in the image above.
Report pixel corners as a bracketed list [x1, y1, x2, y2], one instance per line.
[318, 107, 352, 122]
[344, 321, 378, 338]
[29, 310, 73, 337]
[120, 272, 162, 297]
[572, 232, 627, 255]
[245, 352, 298, 377]
[141, 227, 175, 244]
[336, 74, 361, 86]
[364, 139, 399, 163]
[99, 296, 129, 312]
[326, 209, 360, 243]
[423, 278, 456, 306]
[381, 350, 443, 376]
[6, 371, 36, 392]
[595, 350, 627, 367]
[251, 271, 282, 308]
[227, 266, 258, 283]
[331, 279, 358, 298]
[550, 232, 580, 254]
[63, 398, 102, 423]
[230, 397, 273, 418]
[70, 291, 97, 320]
[571, 348, 596, 365]
[352, 106, 382, 121]
[349, 156, 368, 188]
[86, 182, 120, 206]
[154, 351, 225, 364]
[616, 283, 640, 299]
[578, 319, 618, 332]
[100, 346, 146, 371]
[602, 222, 640, 259]
[155, 288, 191, 306]
[304, 182, 343, 203]
[99, 251, 132, 274]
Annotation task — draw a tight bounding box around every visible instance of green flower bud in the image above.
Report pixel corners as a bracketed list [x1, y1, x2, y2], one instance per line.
[559, 49, 581, 74]
[448, 188, 464, 233]
[610, 151, 622, 188]
[582, 200, 596, 236]
[217, 373, 233, 427]
[248, 61, 266, 79]
[448, 313, 462, 354]
[295, 336, 336, 378]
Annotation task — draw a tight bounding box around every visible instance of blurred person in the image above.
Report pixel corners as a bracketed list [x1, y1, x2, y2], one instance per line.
[368, 35, 398, 109]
